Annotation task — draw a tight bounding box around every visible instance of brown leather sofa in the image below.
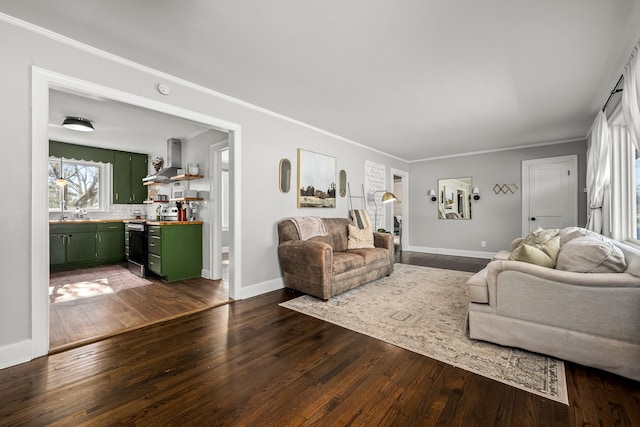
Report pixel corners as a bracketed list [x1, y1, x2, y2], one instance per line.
[277, 217, 394, 300]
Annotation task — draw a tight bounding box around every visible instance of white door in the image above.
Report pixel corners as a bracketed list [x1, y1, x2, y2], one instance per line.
[522, 155, 578, 235]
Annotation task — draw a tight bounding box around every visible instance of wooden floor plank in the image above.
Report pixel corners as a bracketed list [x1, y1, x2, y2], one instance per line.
[1, 253, 636, 425]
[49, 270, 231, 352]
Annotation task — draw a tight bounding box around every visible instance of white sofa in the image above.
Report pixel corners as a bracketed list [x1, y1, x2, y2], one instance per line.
[466, 227, 640, 381]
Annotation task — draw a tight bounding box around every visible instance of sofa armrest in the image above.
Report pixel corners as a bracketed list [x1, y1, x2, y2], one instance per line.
[374, 232, 394, 251]
[485, 259, 640, 306]
[278, 240, 333, 282]
[374, 232, 395, 263]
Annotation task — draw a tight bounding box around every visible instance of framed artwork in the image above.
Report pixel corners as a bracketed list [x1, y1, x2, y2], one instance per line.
[297, 149, 336, 208]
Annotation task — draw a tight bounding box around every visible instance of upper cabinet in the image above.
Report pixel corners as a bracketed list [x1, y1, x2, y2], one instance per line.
[50, 141, 149, 205]
[113, 152, 148, 204]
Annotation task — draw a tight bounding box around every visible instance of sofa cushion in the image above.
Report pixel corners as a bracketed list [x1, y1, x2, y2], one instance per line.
[509, 242, 557, 268]
[347, 224, 374, 249]
[521, 227, 559, 246]
[309, 234, 334, 248]
[347, 247, 389, 265]
[556, 236, 627, 273]
[332, 252, 365, 275]
[559, 226, 603, 246]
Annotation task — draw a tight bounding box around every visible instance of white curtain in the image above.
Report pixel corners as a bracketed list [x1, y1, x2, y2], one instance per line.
[586, 110, 611, 233]
[609, 125, 636, 241]
[622, 41, 640, 152]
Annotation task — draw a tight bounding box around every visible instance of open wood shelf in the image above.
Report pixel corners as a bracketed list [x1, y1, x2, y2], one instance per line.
[170, 197, 204, 202]
[143, 200, 170, 204]
[170, 174, 204, 181]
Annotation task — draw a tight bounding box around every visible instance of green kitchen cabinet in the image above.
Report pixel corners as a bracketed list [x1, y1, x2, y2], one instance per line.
[147, 224, 202, 282]
[96, 222, 125, 262]
[49, 222, 126, 271]
[65, 231, 98, 264]
[49, 233, 67, 267]
[113, 151, 148, 204]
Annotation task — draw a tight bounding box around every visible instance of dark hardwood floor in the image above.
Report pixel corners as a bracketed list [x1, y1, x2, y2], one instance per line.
[1, 252, 638, 425]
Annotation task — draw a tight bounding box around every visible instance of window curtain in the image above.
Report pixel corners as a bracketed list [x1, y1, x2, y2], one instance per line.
[586, 110, 611, 233]
[608, 125, 636, 241]
[622, 40, 640, 152]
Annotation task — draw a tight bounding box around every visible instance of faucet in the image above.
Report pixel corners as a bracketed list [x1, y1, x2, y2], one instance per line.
[59, 197, 66, 221]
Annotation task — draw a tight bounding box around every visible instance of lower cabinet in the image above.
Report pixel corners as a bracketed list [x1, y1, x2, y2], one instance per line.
[147, 224, 202, 282]
[49, 222, 125, 271]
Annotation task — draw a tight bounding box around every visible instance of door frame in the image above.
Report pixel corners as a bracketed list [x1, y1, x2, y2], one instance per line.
[521, 154, 578, 236]
[31, 67, 243, 358]
[209, 140, 229, 280]
[390, 168, 409, 251]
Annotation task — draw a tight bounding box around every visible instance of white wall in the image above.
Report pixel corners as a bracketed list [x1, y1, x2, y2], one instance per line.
[408, 140, 587, 256]
[0, 18, 407, 367]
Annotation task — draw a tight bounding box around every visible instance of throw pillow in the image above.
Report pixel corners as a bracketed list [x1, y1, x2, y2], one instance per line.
[509, 243, 556, 268]
[556, 236, 627, 273]
[538, 236, 560, 265]
[522, 227, 559, 246]
[347, 224, 374, 249]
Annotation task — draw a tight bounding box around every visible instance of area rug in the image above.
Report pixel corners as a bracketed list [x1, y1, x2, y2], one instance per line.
[280, 263, 568, 405]
[49, 265, 153, 303]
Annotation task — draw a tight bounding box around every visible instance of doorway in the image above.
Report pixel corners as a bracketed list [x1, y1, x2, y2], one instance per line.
[32, 67, 243, 359]
[521, 155, 578, 235]
[391, 169, 409, 252]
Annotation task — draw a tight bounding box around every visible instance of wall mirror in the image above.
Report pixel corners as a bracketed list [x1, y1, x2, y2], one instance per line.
[438, 177, 472, 220]
[338, 170, 347, 197]
[279, 158, 291, 193]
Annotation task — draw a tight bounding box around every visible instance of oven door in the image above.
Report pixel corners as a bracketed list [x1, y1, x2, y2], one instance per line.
[127, 223, 147, 277]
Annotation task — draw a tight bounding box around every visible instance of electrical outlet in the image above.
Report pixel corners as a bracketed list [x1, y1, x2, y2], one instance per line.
[481, 241, 486, 248]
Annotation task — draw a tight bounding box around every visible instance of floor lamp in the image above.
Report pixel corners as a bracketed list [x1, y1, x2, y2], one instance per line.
[372, 190, 397, 231]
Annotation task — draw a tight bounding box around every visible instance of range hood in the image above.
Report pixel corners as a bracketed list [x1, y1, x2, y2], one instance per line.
[142, 138, 182, 183]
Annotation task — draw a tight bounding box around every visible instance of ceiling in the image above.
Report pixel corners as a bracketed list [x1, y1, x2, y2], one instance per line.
[49, 89, 216, 153]
[3, 1, 640, 161]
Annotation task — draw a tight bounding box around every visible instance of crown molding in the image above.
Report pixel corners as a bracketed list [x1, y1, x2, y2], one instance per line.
[0, 12, 406, 162]
[409, 137, 586, 163]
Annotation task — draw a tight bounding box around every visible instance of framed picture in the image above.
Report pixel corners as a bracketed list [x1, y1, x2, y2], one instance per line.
[297, 149, 336, 208]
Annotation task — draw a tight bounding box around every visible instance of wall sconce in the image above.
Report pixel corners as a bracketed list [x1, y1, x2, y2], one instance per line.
[472, 187, 480, 201]
[428, 189, 437, 203]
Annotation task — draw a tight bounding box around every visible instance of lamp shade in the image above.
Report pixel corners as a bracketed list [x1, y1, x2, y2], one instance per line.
[62, 117, 94, 132]
[381, 191, 397, 203]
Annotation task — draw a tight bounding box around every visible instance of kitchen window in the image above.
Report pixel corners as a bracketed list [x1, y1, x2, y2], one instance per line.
[48, 157, 110, 212]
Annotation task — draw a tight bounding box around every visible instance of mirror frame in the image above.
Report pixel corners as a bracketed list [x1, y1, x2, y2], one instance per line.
[437, 176, 473, 220]
[338, 170, 347, 197]
[279, 158, 291, 193]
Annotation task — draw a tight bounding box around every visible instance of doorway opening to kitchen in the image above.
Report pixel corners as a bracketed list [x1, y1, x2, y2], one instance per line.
[32, 68, 243, 357]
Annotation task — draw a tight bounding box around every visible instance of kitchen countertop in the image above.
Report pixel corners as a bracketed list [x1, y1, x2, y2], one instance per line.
[49, 219, 127, 224]
[146, 221, 204, 226]
[49, 219, 204, 225]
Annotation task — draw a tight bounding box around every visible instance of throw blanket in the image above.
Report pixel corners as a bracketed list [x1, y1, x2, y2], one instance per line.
[290, 216, 328, 240]
[349, 209, 372, 229]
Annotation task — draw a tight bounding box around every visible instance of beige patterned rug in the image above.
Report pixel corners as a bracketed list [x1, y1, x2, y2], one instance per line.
[49, 265, 153, 303]
[280, 263, 568, 405]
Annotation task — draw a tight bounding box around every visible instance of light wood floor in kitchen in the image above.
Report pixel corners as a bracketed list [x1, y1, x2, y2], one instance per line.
[49, 269, 230, 353]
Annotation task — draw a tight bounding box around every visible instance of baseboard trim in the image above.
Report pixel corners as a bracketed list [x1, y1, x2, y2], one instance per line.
[408, 246, 495, 259]
[0, 340, 32, 371]
[240, 277, 284, 300]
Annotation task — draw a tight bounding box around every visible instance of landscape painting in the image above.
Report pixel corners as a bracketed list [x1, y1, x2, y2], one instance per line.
[297, 149, 336, 208]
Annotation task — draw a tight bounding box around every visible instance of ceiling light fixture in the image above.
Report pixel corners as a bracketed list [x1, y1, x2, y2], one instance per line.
[62, 116, 95, 132]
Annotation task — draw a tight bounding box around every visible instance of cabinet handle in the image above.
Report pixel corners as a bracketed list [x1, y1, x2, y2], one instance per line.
[115, 192, 118, 201]
[149, 261, 154, 265]
[149, 243, 155, 247]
